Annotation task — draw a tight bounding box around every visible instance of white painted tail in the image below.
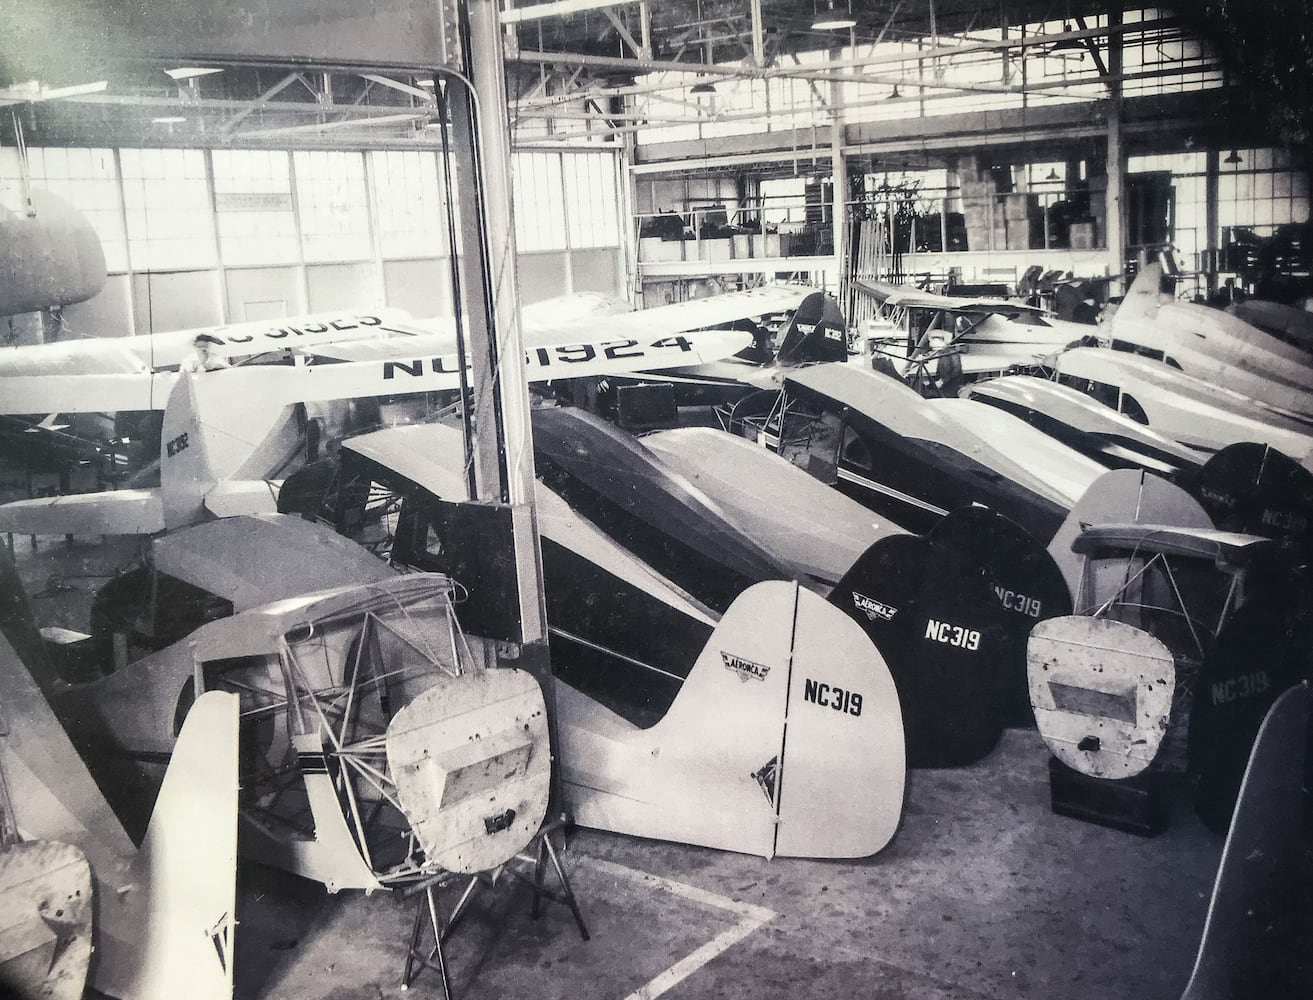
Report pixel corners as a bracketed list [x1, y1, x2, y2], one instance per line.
[92, 690, 239, 1000]
[159, 372, 296, 529]
[559, 581, 904, 858]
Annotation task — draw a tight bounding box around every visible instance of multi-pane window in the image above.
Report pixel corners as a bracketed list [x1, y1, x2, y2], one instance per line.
[0, 147, 129, 272]
[511, 151, 567, 252]
[119, 147, 216, 271]
[370, 149, 448, 259]
[292, 150, 371, 262]
[562, 153, 620, 249]
[212, 149, 298, 265]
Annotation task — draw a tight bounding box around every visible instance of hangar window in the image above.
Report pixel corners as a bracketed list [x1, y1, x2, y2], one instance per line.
[120, 147, 216, 271]
[512, 151, 567, 252]
[562, 153, 621, 249]
[0, 147, 129, 272]
[370, 150, 449, 259]
[292, 150, 371, 263]
[212, 149, 298, 266]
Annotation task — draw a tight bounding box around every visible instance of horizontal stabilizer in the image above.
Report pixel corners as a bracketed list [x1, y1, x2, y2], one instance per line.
[1048, 469, 1213, 604]
[0, 489, 164, 537]
[93, 690, 239, 1000]
[0, 840, 94, 1000]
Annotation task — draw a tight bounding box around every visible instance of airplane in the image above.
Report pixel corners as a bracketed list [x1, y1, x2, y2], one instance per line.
[855, 278, 1095, 388]
[20, 510, 558, 894]
[313, 411, 1050, 769]
[1107, 259, 1313, 415]
[0, 547, 239, 1000]
[0, 285, 820, 535]
[1226, 297, 1313, 351]
[724, 362, 1072, 540]
[1029, 467, 1310, 809]
[1190, 442, 1313, 550]
[1049, 347, 1313, 467]
[959, 374, 1209, 483]
[0, 285, 808, 417]
[923, 395, 1109, 507]
[586, 288, 852, 413]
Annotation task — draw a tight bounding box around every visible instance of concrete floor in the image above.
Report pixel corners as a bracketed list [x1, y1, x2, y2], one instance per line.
[0, 530, 1268, 1000]
[229, 730, 1227, 1000]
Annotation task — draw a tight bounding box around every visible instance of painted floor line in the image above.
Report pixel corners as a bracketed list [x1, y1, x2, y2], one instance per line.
[579, 856, 776, 1000]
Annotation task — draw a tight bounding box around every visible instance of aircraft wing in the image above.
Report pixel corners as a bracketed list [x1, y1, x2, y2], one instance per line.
[310, 283, 812, 364]
[0, 325, 754, 414]
[0, 308, 420, 379]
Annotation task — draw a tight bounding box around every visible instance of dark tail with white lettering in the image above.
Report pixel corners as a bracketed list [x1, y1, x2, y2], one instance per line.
[775, 291, 849, 366]
[828, 534, 1013, 767]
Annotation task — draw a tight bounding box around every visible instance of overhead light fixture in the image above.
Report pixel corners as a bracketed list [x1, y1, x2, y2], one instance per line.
[690, 80, 717, 95]
[812, 0, 856, 30]
[164, 67, 223, 81]
[151, 116, 187, 124]
[1045, 168, 1060, 181]
[416, 78, 435, 88]
[888, 84, 901, 100]
[1224, 149, 1242, 165]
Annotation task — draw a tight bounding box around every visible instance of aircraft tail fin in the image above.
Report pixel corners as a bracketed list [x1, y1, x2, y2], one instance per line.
[1115, 259, 1170, 327]
[775, 291, 850, 366]
[92, 689, 239, 1000]
[561, 581, 904, 858]
[160, 371, 297, 529]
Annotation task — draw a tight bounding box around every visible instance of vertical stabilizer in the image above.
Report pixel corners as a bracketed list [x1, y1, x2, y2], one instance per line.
[1116, 259, 1168, 325]
[159, 371, 295, 529]
[92, 690, 238, 1000]
[1047, 469, 1213, 603]
[559, 582, 905, 858]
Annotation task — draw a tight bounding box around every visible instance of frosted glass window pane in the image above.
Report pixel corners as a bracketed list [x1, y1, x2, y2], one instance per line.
[293, 150, 371, 263]
[213, 149, 298, 266]
[120, 148, 215, 271]
[563, 152, 620, 249]
[511, 151, 566, 252]
[370, 149, 447, 259]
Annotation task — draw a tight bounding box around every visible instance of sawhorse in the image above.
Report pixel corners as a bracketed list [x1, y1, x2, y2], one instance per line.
[401, 815, 589, 997]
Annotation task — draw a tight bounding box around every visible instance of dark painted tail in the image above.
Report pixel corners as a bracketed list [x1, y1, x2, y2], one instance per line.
[828, 534, 1011, 767]
[776, 291, 849, 366]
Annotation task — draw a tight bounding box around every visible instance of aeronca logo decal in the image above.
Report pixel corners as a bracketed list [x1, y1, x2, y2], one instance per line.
[851, 591, 897, 622]
[721, 651, 770, 683]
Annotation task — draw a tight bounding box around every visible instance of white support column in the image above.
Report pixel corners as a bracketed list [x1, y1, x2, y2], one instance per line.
[830, 59, 846, 292]
[467, 0, 547, 644]
[1105, 7, 1125, 288]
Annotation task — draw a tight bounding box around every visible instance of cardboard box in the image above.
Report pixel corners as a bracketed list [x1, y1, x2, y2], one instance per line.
[1070, 220, 1097, 249]
[732, 234, 752, 258]
[638, 237, 683, 262]
[700, 237, 732, 261]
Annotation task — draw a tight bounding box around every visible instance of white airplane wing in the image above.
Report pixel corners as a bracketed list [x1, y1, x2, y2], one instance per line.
[0, 308, 420, 379]
[0, 325, 754, 414]
[310, 283, 811, 364]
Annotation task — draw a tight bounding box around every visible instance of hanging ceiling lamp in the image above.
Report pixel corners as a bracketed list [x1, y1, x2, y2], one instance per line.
[812, 0, 857, 31]
[1224, 149, 1243, 165]
[689, 79, 717, 95]
[888, 84, 901, 99]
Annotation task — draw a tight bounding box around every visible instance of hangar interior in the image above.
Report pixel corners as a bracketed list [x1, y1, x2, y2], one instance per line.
[1, 3, 1312, 1000]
